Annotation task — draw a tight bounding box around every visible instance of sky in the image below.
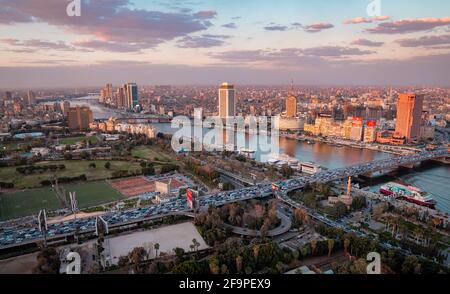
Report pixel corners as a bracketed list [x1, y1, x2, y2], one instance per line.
[0, 0, 449, 88]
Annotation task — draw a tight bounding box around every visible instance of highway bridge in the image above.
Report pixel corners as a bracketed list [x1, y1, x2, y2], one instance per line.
[276, 148, 450, 193]
[1, 149, 448, 252]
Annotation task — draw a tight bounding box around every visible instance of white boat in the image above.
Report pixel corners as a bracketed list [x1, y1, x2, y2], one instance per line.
[300, 162, 322, 174]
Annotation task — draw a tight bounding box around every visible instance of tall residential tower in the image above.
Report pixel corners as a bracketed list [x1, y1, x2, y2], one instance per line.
[395, 93, 423, 142]
[218, 82, 235, 118]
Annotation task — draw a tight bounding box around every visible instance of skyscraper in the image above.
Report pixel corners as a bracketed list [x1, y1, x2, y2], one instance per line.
[218, 82, 235, 118]
[286, 95, 297, 118]
[27, 90, 36, 105]
[4, 91, 12, 100]
[285, 82, 297, 118]
[68, 106, 93, 130]
[395, 93, 423, 142]
[116, 87, 125, 109]
[125, 83, 138, 109]
[61, 100, 70, 117]
[106, 83, 113, 98]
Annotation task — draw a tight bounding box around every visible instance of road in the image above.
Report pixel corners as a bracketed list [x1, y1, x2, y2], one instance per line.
[222, 210, 292, 237]
[1, 149, 448, 250]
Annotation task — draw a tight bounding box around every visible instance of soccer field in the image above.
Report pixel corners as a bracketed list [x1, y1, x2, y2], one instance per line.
[63, 181, 124, 208]
[0, 181, 125, 221]
[0, 187, 60, 221]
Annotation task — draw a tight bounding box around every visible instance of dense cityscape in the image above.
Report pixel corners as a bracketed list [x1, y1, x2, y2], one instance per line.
[0, 0, 449, 287]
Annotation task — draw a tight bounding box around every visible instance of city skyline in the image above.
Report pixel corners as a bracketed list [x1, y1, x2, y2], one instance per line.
[0, 0, 450, 87]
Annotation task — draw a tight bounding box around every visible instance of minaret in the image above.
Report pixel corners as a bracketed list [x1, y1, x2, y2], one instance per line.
[340, 176, 353, 207]
[347, 176, 351, 197]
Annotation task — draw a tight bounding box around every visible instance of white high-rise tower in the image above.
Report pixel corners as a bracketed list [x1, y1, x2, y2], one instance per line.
[218, 82, 235, 118]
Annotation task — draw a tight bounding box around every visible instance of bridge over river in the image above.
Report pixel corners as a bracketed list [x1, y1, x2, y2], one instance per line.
[1, 149, 448, 251]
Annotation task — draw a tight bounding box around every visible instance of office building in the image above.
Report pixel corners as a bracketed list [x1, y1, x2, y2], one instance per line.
[218, 82, 235, 118]
[286, 94, 297, 118]
[116, 87, 125, 109]
[350, 117, 363, 141]
[61, 100, 70, 117]
[395, 93, 423, 142]
[193, 108, 203, 120]
[125, 83, 138, 109]
[363, 121, 377, 143]
[27, 90, 36, 105]
[4, 91, 12, 101]
[67, 106, 93, 131]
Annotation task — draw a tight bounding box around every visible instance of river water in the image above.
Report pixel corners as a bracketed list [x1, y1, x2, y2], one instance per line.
[75, 98, 450, 213]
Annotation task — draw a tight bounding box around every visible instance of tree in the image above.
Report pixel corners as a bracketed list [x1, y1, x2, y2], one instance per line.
[302, 193, 318, 209]
[310, 240, 318, 256]
[220, 264, 229, 274]
[192, 238, 200, 252]
[351, 196, 366, 211]
[118, 256, 129, 268]
[89, 162, 96, 169]
[294, 208, 309, 226]
[280, 164, 294, 178]
[327, 239, 335, 257]
[209, 256, 220, 274]
[235, 255, 243, 273]
[128, 247, 147, 272]
[80, 151, 90, 160]
[172, 260, 203, 274]
[173, 247, 185, 262]
[154, 243, 160, 258]
[142, 164, 155, 176]
[344, 238, 350, 255]
[253, 245, 260, 263]
[33, 247, 60, 274]
[350, 258, 368, 274]
[104, 161, 111, 169]
[402, 256, 421, 274]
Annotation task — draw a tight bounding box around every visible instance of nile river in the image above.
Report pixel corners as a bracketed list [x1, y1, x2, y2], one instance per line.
[72, 98, 450, 213]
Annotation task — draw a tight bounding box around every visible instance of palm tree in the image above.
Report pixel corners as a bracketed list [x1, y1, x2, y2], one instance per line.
[235, 255, 243, 273]
[413, 227, 424, 246]
[344, 238, 350, 255]
[253, 245, 260, 263]
[384, 215, 391, 231]
[431, 217, 441, 229]
[391, 216, 399, 238]
[327, 239, 335, 257]
[154, 243, 160, 258]
[209, 257, 220, 274]
[192, 238, 200, 251]
[310, 240, 317, 256]
[398, 223, 408, 241]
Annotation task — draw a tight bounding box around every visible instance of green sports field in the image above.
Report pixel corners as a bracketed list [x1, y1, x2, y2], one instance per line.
[131, 145, 174, 162]
[0, 160, 142, 189]
[0, 181, 125, 221]
[58, 135, 98, 146]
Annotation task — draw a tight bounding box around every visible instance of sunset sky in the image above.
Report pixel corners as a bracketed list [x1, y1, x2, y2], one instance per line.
[0, 0, 450, 87]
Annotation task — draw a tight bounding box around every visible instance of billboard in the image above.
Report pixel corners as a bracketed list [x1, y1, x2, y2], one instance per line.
[366, 120, 377, 127]
[186, 188, 195, 209]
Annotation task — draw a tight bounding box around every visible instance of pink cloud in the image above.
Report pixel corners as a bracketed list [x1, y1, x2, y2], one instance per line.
[304, 22, 334, 33]
[0, 0, 214, 51]
[366, 17, 450, 34]
[193, 10, 217, 19]
[343, 16, 390, 25]
[350, 38, 384, 47]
